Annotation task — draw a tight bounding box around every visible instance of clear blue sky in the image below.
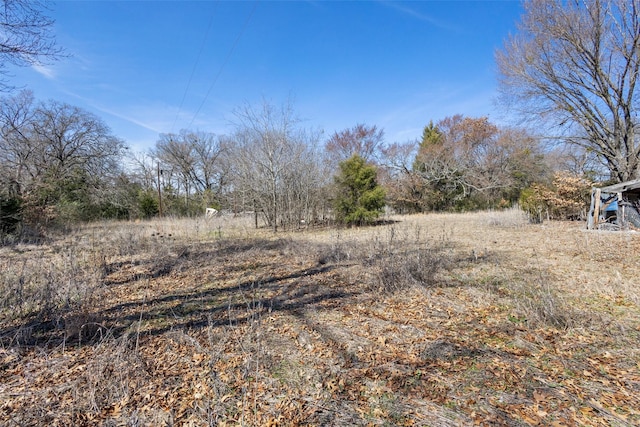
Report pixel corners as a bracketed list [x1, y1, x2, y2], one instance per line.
[9, 0, 523, 152]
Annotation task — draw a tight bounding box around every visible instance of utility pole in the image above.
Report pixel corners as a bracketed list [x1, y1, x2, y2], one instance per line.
[157, 162, 163, 218]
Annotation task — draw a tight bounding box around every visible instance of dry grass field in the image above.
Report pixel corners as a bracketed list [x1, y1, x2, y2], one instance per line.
[1, 209, 639, 426]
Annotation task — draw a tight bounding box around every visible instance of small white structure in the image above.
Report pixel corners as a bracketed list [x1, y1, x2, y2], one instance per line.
[205, 208, 218, 219]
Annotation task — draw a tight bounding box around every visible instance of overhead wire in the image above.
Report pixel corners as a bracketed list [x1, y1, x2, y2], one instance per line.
[187, 1, 258, 129]
[170, 2, 218, 134]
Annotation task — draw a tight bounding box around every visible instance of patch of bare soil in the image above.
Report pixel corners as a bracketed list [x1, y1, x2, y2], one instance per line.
[1, 211, 639, 426]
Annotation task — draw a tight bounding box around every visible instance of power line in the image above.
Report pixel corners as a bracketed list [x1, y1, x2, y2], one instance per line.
[188, 1, 258, 129]
[171, 2, 218, 133]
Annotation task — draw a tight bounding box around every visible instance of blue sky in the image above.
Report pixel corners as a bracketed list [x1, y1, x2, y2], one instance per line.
[9, 0, 523, 152]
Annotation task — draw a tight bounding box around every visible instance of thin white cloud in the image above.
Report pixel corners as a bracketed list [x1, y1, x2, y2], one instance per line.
[379, 1, 459, 31]
[96, 102, 231, 140]
[97, 105, 165, 134]
[60, 89, 164, 133]
[32, 64, 56, 79]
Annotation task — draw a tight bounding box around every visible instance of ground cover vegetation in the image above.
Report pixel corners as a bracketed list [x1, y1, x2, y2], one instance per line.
[1, 210, 639, 426]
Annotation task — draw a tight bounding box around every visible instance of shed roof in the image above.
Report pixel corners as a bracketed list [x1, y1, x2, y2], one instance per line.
[598, 178, 640, 193]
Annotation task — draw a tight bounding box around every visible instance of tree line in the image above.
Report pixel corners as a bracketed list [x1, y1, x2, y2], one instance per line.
[0, 90, 571, 237]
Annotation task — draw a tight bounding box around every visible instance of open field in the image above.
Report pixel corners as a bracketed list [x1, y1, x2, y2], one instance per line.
[1, 210, 639, 426]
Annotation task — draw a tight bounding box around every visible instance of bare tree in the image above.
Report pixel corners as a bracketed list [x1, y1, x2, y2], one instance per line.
[1, 93, 125, 192]
[0, 0, 62, 91]
[152, 130, 227, 214]
[31, 100, 125, 181]
[497, 0, 640, 182]
[325, 123, 385, 166]
[0, 89, 37, 186]
[129, 151, 158, 193]
[154, 132, 196, 207]
[547, 145, 608, 181]
[186, 131, 226, 194]
[378, 141, 424, 213]
[278, 133, 328, 227]
[0, 92, 126, 223]
[229, 99, 323, 231]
